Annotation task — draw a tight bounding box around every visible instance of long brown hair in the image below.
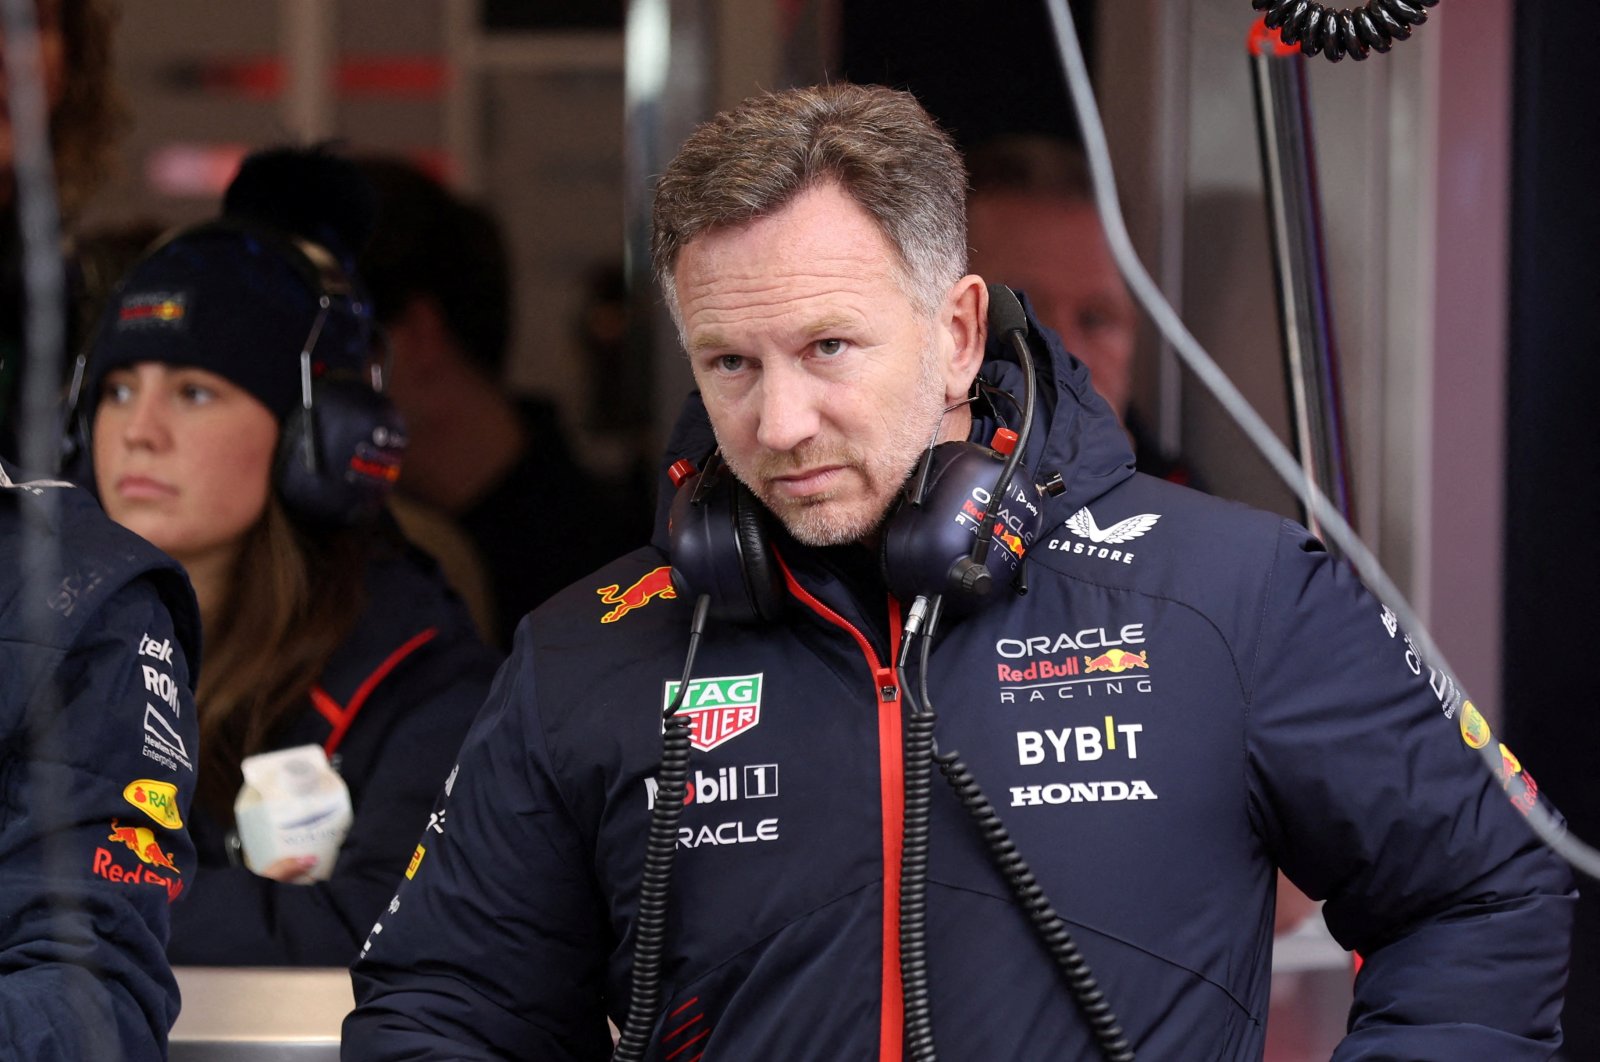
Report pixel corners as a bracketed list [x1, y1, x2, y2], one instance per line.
[192, 495, 370, 822]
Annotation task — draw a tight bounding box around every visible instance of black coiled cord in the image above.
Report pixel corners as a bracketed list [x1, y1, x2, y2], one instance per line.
[933, 750, 1135, 1062]
[614, 594, 710, 1062]
[613, 713, 692, 1061]
[1252, 0, 1440, 62]
[897, 595, 942, 1060]
[899, 702, 939, 1060]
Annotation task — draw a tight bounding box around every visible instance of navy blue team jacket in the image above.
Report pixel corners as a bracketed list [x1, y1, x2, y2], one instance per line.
[344, 304, 1575, 1060]
[166, 539, 502, 967]
[1, 459, 201, 1061]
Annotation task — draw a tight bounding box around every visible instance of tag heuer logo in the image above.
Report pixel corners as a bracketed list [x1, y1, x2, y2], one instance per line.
[664, 673, 763, 752]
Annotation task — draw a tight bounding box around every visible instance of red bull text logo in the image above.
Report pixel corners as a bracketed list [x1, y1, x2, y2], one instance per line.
[93, 819, 182, 901]
[998, 655, 1081, 682]
[664, 673, 763, 752]
[1084, 649, 1149, 674]
[598, 566, 677, 623]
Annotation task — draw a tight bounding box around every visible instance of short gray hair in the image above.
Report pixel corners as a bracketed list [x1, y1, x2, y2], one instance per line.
[652, 83, 969, 327]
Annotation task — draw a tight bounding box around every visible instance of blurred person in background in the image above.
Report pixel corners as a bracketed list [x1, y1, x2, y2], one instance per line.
[966, 133, 1193, 486]
[72, 146, 501, 965]
[969, 133, 1325, 933]
[356, 156, 651, 649]
[0, 0, 139, 461]
[1, 454, 199, 1059]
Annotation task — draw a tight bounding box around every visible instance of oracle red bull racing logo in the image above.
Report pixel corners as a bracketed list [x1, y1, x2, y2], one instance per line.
[664, 673, 763, 752]
[597, 566, 678, 623]
[93, 819, 183, 901]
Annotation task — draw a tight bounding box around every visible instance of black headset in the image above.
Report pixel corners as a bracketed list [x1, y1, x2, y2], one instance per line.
[666, 283, 1044, 623]
[60, 219, 406, 527]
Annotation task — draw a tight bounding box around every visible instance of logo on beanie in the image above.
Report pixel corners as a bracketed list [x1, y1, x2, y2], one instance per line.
[117, 291, 189, 330]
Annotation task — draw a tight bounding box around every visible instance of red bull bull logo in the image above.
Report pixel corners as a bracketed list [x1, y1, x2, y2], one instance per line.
[118, 292, 187, 328]
[995, 523, 1026, 558]
[1083, 649, 1149, 674]
[1494, 742, 1540, 816]
[597, 566, 678, 623]
[107, 819, 181, 873]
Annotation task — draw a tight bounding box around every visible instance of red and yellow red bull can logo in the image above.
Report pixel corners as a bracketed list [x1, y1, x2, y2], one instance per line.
[1083, 649, 1149, 674]
[597, 565, 678, 623]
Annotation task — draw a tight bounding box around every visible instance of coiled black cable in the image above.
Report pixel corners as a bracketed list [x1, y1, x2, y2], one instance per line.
[1252, 0, 1440, 62]
[898, 597, 942, 1060]
[933, 747, 1135, 1062]
[614, 594, 710, 1062]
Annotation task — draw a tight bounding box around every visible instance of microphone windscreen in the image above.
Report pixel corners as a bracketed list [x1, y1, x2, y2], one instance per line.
[987, 282, 1029, 336]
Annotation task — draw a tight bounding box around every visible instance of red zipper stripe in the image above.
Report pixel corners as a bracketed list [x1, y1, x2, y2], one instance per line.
[774, 551, 905, 1062]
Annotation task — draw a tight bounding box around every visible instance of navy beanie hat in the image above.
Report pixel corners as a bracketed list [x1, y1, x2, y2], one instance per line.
[85, 147, 378, 423]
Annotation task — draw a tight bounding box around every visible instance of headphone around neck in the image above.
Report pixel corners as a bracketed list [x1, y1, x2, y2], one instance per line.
[666, 283, 1045, 623]
[61, 219, 406, 527]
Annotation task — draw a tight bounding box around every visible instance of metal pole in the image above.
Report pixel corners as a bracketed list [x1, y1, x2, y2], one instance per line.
[1248, 20, 1355, 540]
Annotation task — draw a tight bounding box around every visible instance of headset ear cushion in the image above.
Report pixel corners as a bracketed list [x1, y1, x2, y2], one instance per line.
[881, 440, 1042, 610]
[731, 483, 784, 623]
[668, 458, 784, 624]
[59, 407, 94, 486]
[275, 379, 405, 525]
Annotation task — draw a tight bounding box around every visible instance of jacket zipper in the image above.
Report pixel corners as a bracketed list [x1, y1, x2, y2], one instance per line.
[774, 551, 906, 1062]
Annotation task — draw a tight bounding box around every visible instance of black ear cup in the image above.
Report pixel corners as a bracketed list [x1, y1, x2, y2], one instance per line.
[276, 377, 406, 526]
[667, 453, 784, 624]
[880, 438, 1044, 611]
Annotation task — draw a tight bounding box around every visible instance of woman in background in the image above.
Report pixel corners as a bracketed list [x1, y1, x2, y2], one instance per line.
[75, 147, 502, 965]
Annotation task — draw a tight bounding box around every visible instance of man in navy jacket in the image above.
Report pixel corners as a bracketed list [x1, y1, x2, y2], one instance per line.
[344, 84, 1574, 1060]
[1, 457, 200, 1060]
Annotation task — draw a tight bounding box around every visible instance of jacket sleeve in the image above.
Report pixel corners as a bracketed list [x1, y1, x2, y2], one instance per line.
[166, 634, 499, 967]
[1244, 521, 1575, 1060]
[342, 625, 615, 1060]
[0, 571, 199, 1062]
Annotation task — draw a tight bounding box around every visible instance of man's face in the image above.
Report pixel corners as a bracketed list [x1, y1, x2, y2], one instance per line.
[968, 193, 1136, 421]
[674, 182, 980, 547]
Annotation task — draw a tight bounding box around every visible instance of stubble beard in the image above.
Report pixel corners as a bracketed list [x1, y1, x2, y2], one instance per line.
[724, 350, 950, 548]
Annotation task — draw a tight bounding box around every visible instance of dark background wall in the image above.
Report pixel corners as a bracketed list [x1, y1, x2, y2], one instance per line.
[839, 0, 1096, 151]
[1504, 0, 1600, 1054]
